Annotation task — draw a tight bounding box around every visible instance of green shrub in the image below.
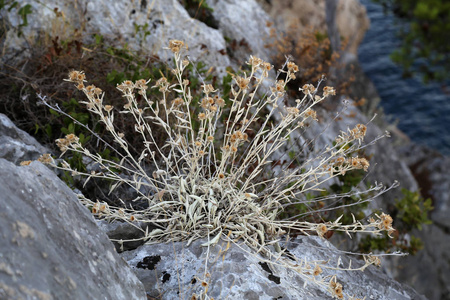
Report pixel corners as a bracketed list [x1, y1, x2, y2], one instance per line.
[359, 188, 433, 255]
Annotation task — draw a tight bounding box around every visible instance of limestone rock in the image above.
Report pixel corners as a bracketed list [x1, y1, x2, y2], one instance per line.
[0, 159, 146, 300]
[207, 0, 274, 64]
[391, 225, 450, 300]
[0, 113, 48, 164]
[1, 0, 230, 75]
[392, 143, 450, 300]
[256, 0, 370, 54]
[398, 144, 450, 229]
[121, 237, 426, 299]
[96, 220, 158, 252]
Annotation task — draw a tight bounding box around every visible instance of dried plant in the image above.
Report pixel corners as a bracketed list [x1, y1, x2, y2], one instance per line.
[37, 40, 401, 299]
[265, 25, 355, 108]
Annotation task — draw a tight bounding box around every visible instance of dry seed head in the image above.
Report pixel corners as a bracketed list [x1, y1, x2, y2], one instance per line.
[351, 124, 367, 140]
[367, 255, 381, 267]
[286, 107, 300, 116]
[172, 97, 184, 108]
[235, 76, 250, 91]
[37, 153, 53, 164]
[168, 39, 186, 53]
[117, 80, 134, 93]
[313, 264, 322, 276]
[336, 157, 345, 165]
[348, 157, 370, 171]
[323, 86, 336, 97]
[287, 61, 299, 72]
[334, 283, 343, 299]
[302, 84, 315, 95]
[275, 80, 285, 92]
[202, 84, 215, 95]
[305, 108, 317, 121]
[135, 79, 148, 90]
[99, 203, 108, 212]
[94, 87, 102, 95]
[316, 223, 328, 237]
[77, 73, 85, 81]
[378, 213, 393, 230]
[56, 138, 70, 152]
[216, 98, 225, 108]
[198, 113, 206, 120]
[154, 77, 169, 92]
[201, 97, 209, 109]
[65, 134, 79, 143]
[262, 62, 272, 71]
[104, 105, 114, 112]
[86, 85, 95, 93]
[247, 55, 262, 68]
[68, 70, 82, 82]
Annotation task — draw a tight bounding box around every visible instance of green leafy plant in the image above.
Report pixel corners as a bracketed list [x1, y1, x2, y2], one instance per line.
[374, 0, 450, 83]
[0, 0, 32, 36]
[359, 188, 433, 255]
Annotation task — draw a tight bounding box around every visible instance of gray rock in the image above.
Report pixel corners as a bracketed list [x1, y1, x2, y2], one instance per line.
[121, 237, 426, 300]
[207, 0, 274, 64]
[96, 220, 157, 252]
[300, 98, 418, 204]
[0, 113, 48, 164]
[392, 143, 450, 300]
[398, 143, 450, 228]
[0, 159, 146, 300]
[1, 0, 230, 76]
[390, 224, 450, 300]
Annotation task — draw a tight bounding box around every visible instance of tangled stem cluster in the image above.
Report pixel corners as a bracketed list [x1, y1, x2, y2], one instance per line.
[37, 40, 400, 299]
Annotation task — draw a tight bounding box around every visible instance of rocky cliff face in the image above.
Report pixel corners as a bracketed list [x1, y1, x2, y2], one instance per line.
[0, 111, 427, 300]
[1, 0, 447, 299]
[0, 116, 146, 299]
[255, 0, 370, 55]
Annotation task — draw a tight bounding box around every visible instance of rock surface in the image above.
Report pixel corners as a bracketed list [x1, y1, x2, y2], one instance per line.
[256, 0, 370, 54]
[207, 0, 274, 64]
[0, 158, 146, 300]
[0, 113, 48, 164]
[392, 143, 450, 300]
[121, 237, 426, 300]
[1, 0, 230, 75]
[1, 0, 446, 299]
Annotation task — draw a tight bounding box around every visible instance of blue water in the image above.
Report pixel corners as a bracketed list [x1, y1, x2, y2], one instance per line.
[358, 0, 450, 155]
